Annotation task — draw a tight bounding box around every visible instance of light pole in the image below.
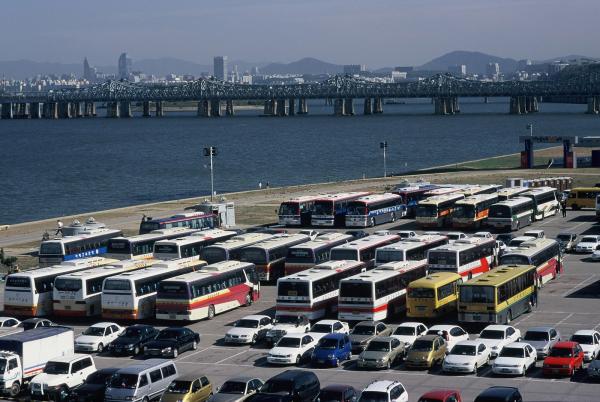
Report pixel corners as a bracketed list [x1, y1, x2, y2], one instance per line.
[380, 141, 388, 178]
[527, 123, 533, 137]
[203, 146, 217, 201]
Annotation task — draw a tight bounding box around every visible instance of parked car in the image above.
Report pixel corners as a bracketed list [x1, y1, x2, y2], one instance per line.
[75, 322, 124, 353]
[447, 232, 468, 243]
[556, 232, 577, 253]
[358, 380, 407, 402]
[247, 370, 320, 402]
[523, 230, 545, 239]
[265, 315, 310, 347]
[108, 324, 159, 356]
[591, 246, 600, 261]
[0, 317, 20, 328]
[542, 341, 584, 377]
[208, 377, 264, 402]
[477, 325, 521, 358]
[417, 390, 462, 402]
[442, 340, 490, 374]
[67, 367, 119, 402]
[575, 235, 600, 253]
[267, 334, 316, 365]
[405, 335, 447, 369]
[144, 327, 200, 358]
[426, 325, 468, 351]
[19, 318, 53, 330]
[586, 354, 600, 381]
[349, 321, 391, 353]
[161, 375, 212, 402]
[30, 354, 96, 399]
[570, 330, 600, 361]
[473, 232, 493, 239]
[522, 326, 561, 359]
[391, 322, 428, 348]
[495, 233, 514, 245]
[105, 359, 178, 402]
[356, 336, 405, 370]
[225, 315, 273, 345]
[474, 387, 522, 402]
[398, 231, 417, 239]
[319, 385, 357, 402]
[492, 342, 537, 376]
[307, 320, 349, 341]
[311, 333, 352, 367]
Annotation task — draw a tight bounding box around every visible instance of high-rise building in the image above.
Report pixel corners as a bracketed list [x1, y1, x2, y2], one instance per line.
[83, 57, 97, 82]
[448, 64, 467, 76]
[118, 52, 132, 80]
[214, 56, 228, 81]
[486, 62, 500, 79]
[343, 64, 367, 75]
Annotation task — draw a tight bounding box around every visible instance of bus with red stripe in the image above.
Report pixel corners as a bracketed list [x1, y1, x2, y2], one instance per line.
[499, 238, 562, 285]
[329, 234, 400, 269]
[278, 195, 322, 226]
[284, 232, 353, 275]
[275, 260, 366, 320]
[427, 237, 497, 280]
[155, 261, 259, 321]
[153, 229, 238, 260]
[416, 194, 465, 228]
[374, 235, 449, 266]
[311, 192, 371, 227]
[451, 193, 499, 229]
[392, 183, 439, 217]
[337, 261, 428, 322]
[139, 211, 215, 234]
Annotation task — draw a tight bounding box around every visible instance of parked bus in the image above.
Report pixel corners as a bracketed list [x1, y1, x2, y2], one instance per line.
[3, 257, 117, 317]
[153, 229, 237, 260]
[101, 257, 206, 320]
[406, 272, 462, 319]
[567, 187, 600, 210]
[415, 194, 465, 228]
[38, 228, 123, 267]
[105, 227, 201, 261]
[487, 197, 534, 232]
[200, 233, 274, 264]
[155, 261, 259, 321]
[499, 238, 562, 285]
[311, 192, 371, 227]
[374, 235, 448, 266]
[345, 193, 405, 227]
[284, 232, 353, 275]
[522, 187, 559, 221]
[424, 187, 460, 197]
[497, 187, 528, 202]
[53, 259, 156, 317]
[596, 194, 600, 220]
[452, 193, 499, 229]
[278, 195, 321, 226]
[139, 212, 215, 234]
[276, 260, 366, 320]
[330, 234, 401, 269]
[239, 234, 310, 282]
[337, 261, 428, 322]
[458, 185, 502, 197]
[458, 265, 536, 324]
[393, 184, 439, 217]
[427, 237, 497, 280]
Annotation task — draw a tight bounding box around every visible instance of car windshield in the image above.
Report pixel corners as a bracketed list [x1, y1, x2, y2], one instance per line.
[524, 331, 549, 341]
[359, 391, 388, 402]
[499, 347, 525, 358]
[156, 330, 180, 340]
[394, 326, 416, 336]
[581, 236, 598, 243]
[450, 344, 476, 356]
[44, 362, 69, 375]
[220, 381, 247, 394]
[480, 330, 505, 340]
[236, 319, 259, 328]
[261, 379, 293, 394]
[571, 335, 594, 345]
[556, 234, 573, 241]
[167, 380, 192, 394]
[447, 233, 463, 240]
[275, 315, 302, 325]
[86, 371, 114, 385]
[352, 325, 375, 335]
[366, 341, 390, 352]
[122, 328, 144, 338]
[83, 327, 105, 336]
[310, 324, 332, 333]
[411, 340, 433, 351]
[21, 322, 40, 330]
[550, 348, 573, 358]
[318, 338, 339, 349]
[319, 390, 343, 402]
[110, 374, 139, 389]
[277, 337, 301, 348]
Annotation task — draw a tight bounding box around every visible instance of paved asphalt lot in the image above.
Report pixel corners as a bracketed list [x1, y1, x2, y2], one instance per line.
[2, 210, 600, 401]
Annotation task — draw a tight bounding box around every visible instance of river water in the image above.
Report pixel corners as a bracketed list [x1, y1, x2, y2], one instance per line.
[1, 99, 597, 224]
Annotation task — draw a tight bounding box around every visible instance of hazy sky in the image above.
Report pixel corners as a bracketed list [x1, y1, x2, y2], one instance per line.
[1, 0, 597, 67]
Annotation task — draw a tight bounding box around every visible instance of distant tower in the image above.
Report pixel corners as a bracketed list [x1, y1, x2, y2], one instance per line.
[214, 56, 228, 81]
[83, 57, 92, 80]
[118, 52, 132, 80]
[486, 62, 500, 80]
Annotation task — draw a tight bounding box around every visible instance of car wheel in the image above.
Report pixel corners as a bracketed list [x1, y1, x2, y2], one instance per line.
[522, 365, 527, 376]
[506, 310, 512, 324]
[143, 397, 149, 402]
[473, 363, 478, 374]
[208, 305, 216, 320]
[192, 341, 198, 350]
[347, 351, 352, 360]
[245, 293, 253, 307]
[252, 334, 258, 345]
[173, 348, 179, 358]
[97, 343, 104, 353]
[370, 218, 376, 227]
[9, 381, 20, 397]
[391, 213, 396, 222]
[386, 360, 391, 370]
[134, 346, 140, 355]
[296, 355, 301, 365]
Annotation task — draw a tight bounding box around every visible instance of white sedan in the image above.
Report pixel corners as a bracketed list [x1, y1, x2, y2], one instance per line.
[307, 319, 349, 341]
[570, 330, 600, 361]
[391, 322, 428, 348]
[442, 340, 491, 374]
[75, 322, 124, 353]
[0, 317, 21, 328]
[267, 333, 316, 365]
[478, 325, 521, 357]
[224, 315, 273, 345]
[492, 342, 537, 376]
[575, 235, 600, 253]
[426, 325, 469, 351]
[590, 247, 600, 261]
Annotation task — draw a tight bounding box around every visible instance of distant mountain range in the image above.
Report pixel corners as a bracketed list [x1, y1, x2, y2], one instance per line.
[0, 51, 597, 80]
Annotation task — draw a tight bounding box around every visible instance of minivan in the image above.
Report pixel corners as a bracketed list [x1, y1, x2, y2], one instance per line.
[246, 370, 320, 402]
[104, 359, 178, 402]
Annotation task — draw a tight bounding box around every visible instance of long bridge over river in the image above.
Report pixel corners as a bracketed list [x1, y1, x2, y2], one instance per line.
[2, 64, 600, 119]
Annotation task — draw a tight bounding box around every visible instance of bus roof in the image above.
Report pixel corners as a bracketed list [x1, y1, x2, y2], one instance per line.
[288, 232, 352, 251]
[429, 237, 495, 253]
[110, 227, 200, 243]
[281, 195, 324, 203]
[279, 260, 364, 282]
[331, 234, 400, 251]
[461, 265, 536, 287]
[162, 261, 254, 283]
[151, 256, 207, 270]
[206, 233, 273, 250]
[200, 260, 254, 273]
[154, 229, 237, 248]
[522, 186, 557, 195]
[342, 263, 423, 283]
[377, 260, 427, 271]
[55, 259, 155, 280]
[8, 257, 117, 280]
[491, 196, 533, 207]
[147, 211, 214, 224]
[350, 193, 401, 204]
[458, 185, 502, 196]
[419, 193, 465, 205]
[424, 187, 460, 196]
[242, 233, 310, 251]
[41, 228, 122, 244]
[315, 192, 371, 202]
[104, 263, 198, 281]
[376, 235, 447, 251]
[501, 238, 558, 257]
[497, 187, 528, 197]
[408, 272, 462, 288]
[455, 193, 499, 205]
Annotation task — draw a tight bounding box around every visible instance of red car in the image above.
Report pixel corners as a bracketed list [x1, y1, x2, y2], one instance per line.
[543, 341, 584, 377]
[418, 390, 462, 402]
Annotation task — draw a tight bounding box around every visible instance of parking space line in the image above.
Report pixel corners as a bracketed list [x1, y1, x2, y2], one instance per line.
[215, 350, 252, 364]
[178, 346, 213, 361]
[555, 313, 575, 326]
[561, 275, 598, 297]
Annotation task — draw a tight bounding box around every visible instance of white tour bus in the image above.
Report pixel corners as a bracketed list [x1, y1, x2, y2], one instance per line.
[497, 187, 529, 202]
[415, 194, 465, 228]
[284, 232, 353, 275]
[278, 195, 321, 226]
[275, 260, 366, 320]
[522, 187, 559, 221]
[374, 235, 449, 266]
[38, 228, 123, 267]
[105, 227, 201, 260]
[427, 238, 497, 280]
[344, 193, 405, 227]
[53, 259, 156, 317]
[200, 233, 274, 264]
[337, 261, 428, 322]
[487, 197, 535, 231]
[311, 192, 371, 227]
[452, 193, 499, 229]
[500, 238, 562, 285]
[329, 234, 400, 269]
[101, 257, 206, 320]
[3, 257, 117, 317]
[153, 229, 237, 260]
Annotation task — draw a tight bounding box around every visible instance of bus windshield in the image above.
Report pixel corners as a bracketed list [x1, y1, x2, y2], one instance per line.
[376, 250, 404, 264]
[428, 251, 456, 266]
[157, 282, 189, 299]
[417, 205, 438, 217]
[279, 203, 300, 216]
[39, 243, 62, 255]
[459, 286, 495, 303]
[154, 244, 178, 255]
[54, 278, 83, 292]
[340, 282, 372, 298]
[453, 205, 475, 219]
[107, 240, 131, 254]
[278, 282, 309, 297]
[201, 248, 227, 264]
[346, 203, 367, 215]
[489, 205, 511, 218]
[408, 287, 435, 298]
[313, 201, 334, 216]
[5, 277, 31, 288]
[286, 249, 314, 264]
[240, 248, 268, 265]
[499, 255, 531, 265]
[330, 249, 358, 261]
[103, 279, 131, 291]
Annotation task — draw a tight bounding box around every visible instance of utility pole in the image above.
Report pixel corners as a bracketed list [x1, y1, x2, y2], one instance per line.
[527, 123, 533, 137]
[380, 141, 388, 178]
[203, 146, 218, 201]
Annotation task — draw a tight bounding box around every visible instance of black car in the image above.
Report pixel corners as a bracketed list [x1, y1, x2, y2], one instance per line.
[319, 385, 357, 402]
[67, 367, 119, 402]
[19, 318, 53, 330]
[246, 370, 320, 402]
[143, 327, 200, 358]
[474, 386, 522, 402]
[108, 324, 158, 355]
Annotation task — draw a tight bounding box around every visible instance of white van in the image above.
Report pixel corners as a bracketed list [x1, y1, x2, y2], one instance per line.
[104, 359, 178, 402]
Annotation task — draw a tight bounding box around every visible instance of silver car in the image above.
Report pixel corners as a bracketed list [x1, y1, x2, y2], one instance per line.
[349, 321, 391, 353]
[208, 377, 264, 402]
[356, 336, 405, 370]
[522, 326, 560, 359]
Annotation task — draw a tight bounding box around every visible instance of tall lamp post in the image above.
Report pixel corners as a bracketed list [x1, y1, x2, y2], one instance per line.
[380, 141, 388, 178]
[203, 146, 217, 201]
[527, 123, 533, 137]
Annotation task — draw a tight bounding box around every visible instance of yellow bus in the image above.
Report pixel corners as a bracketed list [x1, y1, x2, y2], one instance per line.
[458, 265, 536, 324]
[567, 187, 600, 210]
[406, 272, 462, 319]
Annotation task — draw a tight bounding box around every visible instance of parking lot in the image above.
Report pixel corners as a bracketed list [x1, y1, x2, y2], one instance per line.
[2, 209, 600, 401]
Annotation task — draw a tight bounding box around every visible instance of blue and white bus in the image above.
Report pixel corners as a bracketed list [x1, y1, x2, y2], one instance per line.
[345, 193, 405, 227]
[38, 228, 123, 267]
[139, 212, 216, 234]
[311, 192, 371, 227]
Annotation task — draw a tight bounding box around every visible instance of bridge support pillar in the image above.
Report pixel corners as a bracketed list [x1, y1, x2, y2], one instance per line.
[288, 98, 295, 116]
[119, 101, 132, 118]
[263, 99, 275, 116]
[44, 102, 58, 119]
[1, 103, 13, 119]
[225, 100, 234, 116]
[509, 96, 524, 114]
[106, 102, 120, 118]
[298, 98, 308, 114]
[276, 98, 287, 116]
[334, 98, 345, 116]
[587, 96, 600, 114]
[210, 100, 221, 117]
[155, 101, 164, 117]
[83, 102, 93, 117]
[344, 98, 354, 115]
[58, 102, 73, 119]
[198, 100, 211, 117]
[73, 102, 82, 118]
[15, 103, 29, 119]
[364, 98, 372, 115]
[142, 101, 151, 117]
[31, 102, 42, 119]
[434, 97, 445, 115]
[373, 97, 383, 114]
